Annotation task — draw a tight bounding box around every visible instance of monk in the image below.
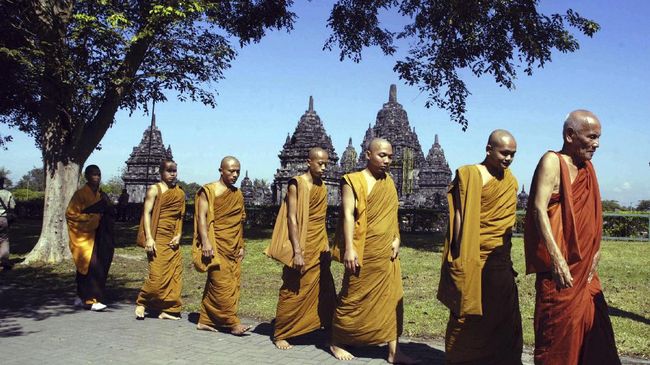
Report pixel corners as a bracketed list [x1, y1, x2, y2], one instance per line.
[194, 156, 250, 335]
[525, 110, 620, 365]
[66, 165, 115, 311]
[437, 130, 523, 365]
[135, 159, 186, 320]
[330, 138, 416, 364]
[267, 147, 337, 349]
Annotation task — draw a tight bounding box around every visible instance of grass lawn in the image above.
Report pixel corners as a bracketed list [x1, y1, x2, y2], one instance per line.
[3, 219, 649, 358]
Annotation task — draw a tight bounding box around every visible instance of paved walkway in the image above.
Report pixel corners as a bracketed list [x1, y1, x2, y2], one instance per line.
[2, 301, 648, 364]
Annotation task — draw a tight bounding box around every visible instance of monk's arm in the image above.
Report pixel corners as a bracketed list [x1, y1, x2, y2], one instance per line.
[142, 185, 158, 253]
[532, 153, 573, 288]
[170, 197, 185, 247]
[588, 249, 600, 283]
[197, 190, 213, 257]
[286, 181, 304, 271]
[341, 182, 358, 272]
[65, 192, 92, 223]
[452, 184, 462, 250]
[391, 208, 401, 259]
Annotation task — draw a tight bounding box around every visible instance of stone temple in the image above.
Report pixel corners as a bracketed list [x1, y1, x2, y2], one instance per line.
[122, 106, 173, 203]
[272, 96, 342, 206]
[273, 85, 452, 209]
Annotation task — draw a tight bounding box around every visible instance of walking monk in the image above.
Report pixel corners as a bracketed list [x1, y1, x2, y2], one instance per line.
[135, 159, 186, 320]
[66, 165, 115, 311]
[525, 110, 620, 365]
[437, 130, 523, 365]
[329, 138, 416, 364]
[266, 147, 336, 349]
[193, 156, 250, 335]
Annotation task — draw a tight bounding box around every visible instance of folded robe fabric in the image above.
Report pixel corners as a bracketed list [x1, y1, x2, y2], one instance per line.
[439, 165, 523, 365]
[331, 172, 404, 345]
[197, 186, 246, 329]
[66, 184, 102, 275]
[524, 152, 620, 365]
[136, 184, 186, 313]
[272, 177, 336, 340]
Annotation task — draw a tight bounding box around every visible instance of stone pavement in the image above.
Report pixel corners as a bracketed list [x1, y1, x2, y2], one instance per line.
[1, 301, 648, 364]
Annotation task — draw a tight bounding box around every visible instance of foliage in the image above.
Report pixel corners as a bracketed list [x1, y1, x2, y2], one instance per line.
[11, 188, 45, 201]
[178, 180, 201, 200]
[100, 174, 124, 195]
[637, 200, 650, 211]
[15, 167, 45, 191]
[325, 0, 599, 129]
[602, 199, 623, 212]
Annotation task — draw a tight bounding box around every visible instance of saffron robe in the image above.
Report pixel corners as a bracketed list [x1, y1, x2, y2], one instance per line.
[438, 165, 523, 365]
[136, 184, 186, 314]
[66, 185, 114, 303]
[197, 185, 246, 329]
[524, 153, 620, 365]
[271, 177, 336, 340]
[331, 172, 404, 345]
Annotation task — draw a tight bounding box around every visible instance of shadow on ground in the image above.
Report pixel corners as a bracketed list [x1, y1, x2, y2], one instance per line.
[610, 306, 650, 326]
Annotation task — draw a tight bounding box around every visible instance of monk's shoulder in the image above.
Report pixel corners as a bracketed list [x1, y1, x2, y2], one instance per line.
[537, 152, 561, 175]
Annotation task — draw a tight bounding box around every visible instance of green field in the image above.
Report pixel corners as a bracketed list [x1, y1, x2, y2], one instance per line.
[3, 220, 649, 358]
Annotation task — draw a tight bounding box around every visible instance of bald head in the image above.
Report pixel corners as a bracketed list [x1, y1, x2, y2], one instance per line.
[306, 147, 329, 180]
[368, 138, 392, 153]
[563, 110, 601, 137]
[365, 138, 393, 175]
[220, 156, 240, 169]
[484, 129, 517, 173]
[308, 147, 328, 160]
[219, 156, 241, 187]
[562, 110, 602, 162]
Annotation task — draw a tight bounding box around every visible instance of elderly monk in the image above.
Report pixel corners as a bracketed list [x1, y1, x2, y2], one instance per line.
[266, 147, 337, 349]
[525, 110, 620, 365]
[329, 138, 416, 364]
[193, 156, 250, 335]
[135, 159, 186, 320]
[66, 165, 115, 311]
[437, 130, 523, 365]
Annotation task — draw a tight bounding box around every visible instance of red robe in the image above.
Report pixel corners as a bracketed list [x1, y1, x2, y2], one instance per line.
[524, 152, 620, 365]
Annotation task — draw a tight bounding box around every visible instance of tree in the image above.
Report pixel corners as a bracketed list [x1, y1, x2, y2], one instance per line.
[16, 167, 46, 191]
[177, 180, 201, 201]
[637, 200, 650, 212]
[602, 200, 622, 212]
[0, 1, 598, 264]
[101, 175, 124, 195]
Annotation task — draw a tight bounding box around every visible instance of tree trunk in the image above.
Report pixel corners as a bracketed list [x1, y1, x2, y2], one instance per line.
[23, 161, 81, 265]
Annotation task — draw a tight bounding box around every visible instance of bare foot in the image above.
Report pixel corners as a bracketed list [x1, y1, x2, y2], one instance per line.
[388, 350, 419, 364]
[196, 323, 219, 332]
[158, 312, 180, 320]
[330, 344, 355, 360]
[274, 339, 293, 350]
[230, 324, 251, 336]
[134, 305, 145, 320]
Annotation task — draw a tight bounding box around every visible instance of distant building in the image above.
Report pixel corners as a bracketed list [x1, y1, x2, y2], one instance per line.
[122, 104, 173, 203]
[517, 184, 529, 210]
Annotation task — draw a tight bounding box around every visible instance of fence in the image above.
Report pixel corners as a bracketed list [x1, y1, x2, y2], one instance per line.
[14, 201, 650, 241]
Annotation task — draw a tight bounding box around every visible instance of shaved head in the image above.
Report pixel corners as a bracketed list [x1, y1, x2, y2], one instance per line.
[563, 110, 601, 137]
[368, 138, 392, 153]
[487, 129, 516, 148]
[220, 156, 240, 169]
[308, 147, 328, 160]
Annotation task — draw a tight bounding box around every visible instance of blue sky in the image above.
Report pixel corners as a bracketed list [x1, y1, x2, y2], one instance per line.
[1, 0, 649, 206]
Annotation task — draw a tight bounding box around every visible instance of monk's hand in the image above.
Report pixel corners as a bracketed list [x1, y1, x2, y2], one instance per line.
[168, 235, 181, 249]
[237, 247, 245, 261]
[145, 238, 156, 256]
[343, 249, 359, 273]
[588, 250, 601, 284]
[551, 256, 573, 289]
[390, 239, 400, 260]
[202, 243, 214, 258]
[292, 252, 305, 273]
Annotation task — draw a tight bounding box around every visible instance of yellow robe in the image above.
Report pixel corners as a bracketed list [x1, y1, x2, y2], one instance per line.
[66, 184, 102, 275]
[331, 172, 403, 345]
[438, 165, 522, 365]
[271, 177, 336, 340]
[197, 185, 246, 329]
[136, 185, 186, 314]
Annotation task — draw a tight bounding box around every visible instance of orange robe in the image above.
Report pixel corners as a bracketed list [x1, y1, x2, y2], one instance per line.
[438, 165, 523, 365]
[331, 172, 403, 345]
[270, 177, 336, 341]
[66, 185, 114, 304]
[136, 185, 186, 314]
[196, 185, 246, 329]
[524, 153, 620, 365]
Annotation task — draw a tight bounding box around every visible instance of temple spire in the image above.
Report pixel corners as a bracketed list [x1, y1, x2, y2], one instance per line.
[308, 96, 314, 113]
[348, 137, 353, 146]
[435, 134, 439, 145]
[246, 170, 249, 178]
[521, 184, 526, 193]
[151, 99, 156, 127]
[389, 84, 397, 103]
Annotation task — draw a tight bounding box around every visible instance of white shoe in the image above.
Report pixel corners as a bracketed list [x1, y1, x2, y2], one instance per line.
[90, 302, 107, 311]
[74, 297, 83, 307]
